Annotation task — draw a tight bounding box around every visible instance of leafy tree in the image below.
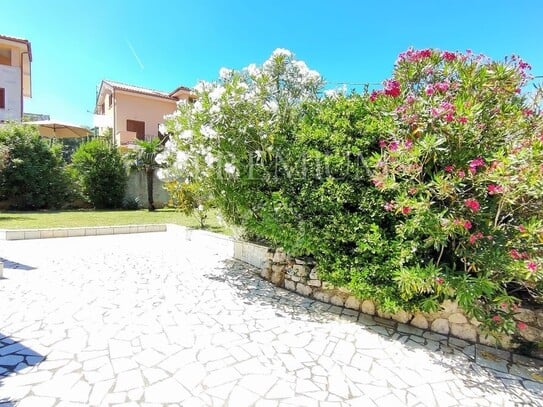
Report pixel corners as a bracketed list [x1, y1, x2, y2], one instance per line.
[71, 139, 127, 209]
[157, 49, 323, 228]
[126, 138, 164, 211]
[0, 123, 71, 209]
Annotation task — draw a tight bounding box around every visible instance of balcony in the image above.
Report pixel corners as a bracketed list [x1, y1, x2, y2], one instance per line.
[93, 114, 113, 128]
[117, 131, 138, 146]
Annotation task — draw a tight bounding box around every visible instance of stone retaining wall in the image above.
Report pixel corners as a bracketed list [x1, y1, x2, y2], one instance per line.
[234, 241, 543, 350]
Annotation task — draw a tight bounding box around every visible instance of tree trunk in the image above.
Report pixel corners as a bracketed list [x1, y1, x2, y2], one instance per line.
[146, 168, 155, 211]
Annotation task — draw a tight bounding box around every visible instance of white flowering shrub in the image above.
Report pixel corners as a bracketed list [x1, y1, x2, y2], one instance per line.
[158, 49, 323, 227]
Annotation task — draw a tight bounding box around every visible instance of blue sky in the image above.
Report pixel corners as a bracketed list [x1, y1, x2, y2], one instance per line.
[3, 0, 542, 126]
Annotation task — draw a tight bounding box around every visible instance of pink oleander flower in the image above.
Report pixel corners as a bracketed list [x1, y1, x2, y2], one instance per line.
[492, 315, 502, 323]
[404, 139, 413, 149]
[384, 79, 401, 97]
[379, 140, 387, 148]
[435, 277, 444, 285]
[372, 179, 384, 189]
[435, 82, 449, 92]
[406, 94, 416, 104]
[442, 51, 456, 61]
[517, 322, 527, 331]
[510, 249, 522, 260]
[401, 206, 412, 215]
[389, 141, 399, 151]
[384, 202, 395, 211]
[469, 232, 483, 245]
[463, 220, 472, 230]
[397, 48, 432, 63]
[444, 113, 454, 122]
[515, 57, 531, 70]
[500, 302, 508, 310]
[518, 224, 527, 233]
[469, 157, 485, 170]
[370, 90, 382, 102]
[445, 165, 455, 173]
[440, 101, 455, 111]
[526, 262, 537, 272]
[465, 198, 480, 212]
[487, 184, 503, 195]
[425, 85, 435, 96]
[457, 116, 468, 124]
[457, 170, 465, 178]
[522, 109, 534, 117]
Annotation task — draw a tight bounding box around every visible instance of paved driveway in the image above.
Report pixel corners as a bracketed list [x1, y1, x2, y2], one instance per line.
[0, 229, 541, 406]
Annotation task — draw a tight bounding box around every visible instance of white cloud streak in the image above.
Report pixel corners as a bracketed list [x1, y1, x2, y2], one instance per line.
[126, 39, 144, 70]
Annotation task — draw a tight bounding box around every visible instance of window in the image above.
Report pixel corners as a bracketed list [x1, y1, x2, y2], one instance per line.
[0, 88, 5, 109]
[0, 48, 10, 66]
[126, 119, 145, 140]
[108, 94, 113, 108]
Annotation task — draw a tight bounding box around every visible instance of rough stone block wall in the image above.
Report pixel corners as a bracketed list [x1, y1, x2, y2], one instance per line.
[233, 241, 543, 350]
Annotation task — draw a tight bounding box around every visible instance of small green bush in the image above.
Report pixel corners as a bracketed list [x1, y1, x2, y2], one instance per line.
[71, 139, 127, 209]
[0, 123, 71, 209]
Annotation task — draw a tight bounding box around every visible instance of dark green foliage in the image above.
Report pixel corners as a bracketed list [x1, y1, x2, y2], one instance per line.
[71, 139, 127, 209]
[0, 123, 71, 209]
[250, 96, 415, 310]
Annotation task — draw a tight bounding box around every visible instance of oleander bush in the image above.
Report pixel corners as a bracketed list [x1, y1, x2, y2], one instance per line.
[157, 49, 323, 227]
[364, 49, 542, 335]
[161, 48, 542, 339]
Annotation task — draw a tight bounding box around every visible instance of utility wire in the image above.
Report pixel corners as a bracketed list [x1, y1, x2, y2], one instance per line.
[327, 75, 543, 88]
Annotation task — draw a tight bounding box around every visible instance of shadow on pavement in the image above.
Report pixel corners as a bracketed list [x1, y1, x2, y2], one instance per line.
[217, 259, 543, 402]
[0, 333, 46, 406]
[0, 258, 36, 271]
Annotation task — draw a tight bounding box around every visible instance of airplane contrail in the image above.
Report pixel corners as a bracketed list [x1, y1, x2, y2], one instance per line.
[126, 39, 144, 70]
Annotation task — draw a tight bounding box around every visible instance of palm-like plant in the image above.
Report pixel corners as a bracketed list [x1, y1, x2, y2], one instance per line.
[128, 137, 164, 211]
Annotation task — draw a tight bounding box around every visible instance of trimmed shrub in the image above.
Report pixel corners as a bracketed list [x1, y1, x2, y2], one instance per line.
[71, 139, 127, 209]
[0, 123, 71, 209]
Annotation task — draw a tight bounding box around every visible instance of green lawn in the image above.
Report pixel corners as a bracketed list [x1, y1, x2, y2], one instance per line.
[0, 208, 230, 234]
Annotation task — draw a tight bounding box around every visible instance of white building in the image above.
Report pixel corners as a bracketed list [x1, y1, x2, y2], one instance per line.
[0, 34, 32, 122]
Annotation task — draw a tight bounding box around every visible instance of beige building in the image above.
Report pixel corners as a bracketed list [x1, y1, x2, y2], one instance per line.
[0, 34, 32, 122]
[93, 80, 193, 146]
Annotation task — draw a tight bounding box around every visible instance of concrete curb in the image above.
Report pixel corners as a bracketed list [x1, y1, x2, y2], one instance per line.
[0, 224, 167, 240]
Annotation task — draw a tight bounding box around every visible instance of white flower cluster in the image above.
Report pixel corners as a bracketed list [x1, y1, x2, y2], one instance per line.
[158, 48, 323, 185]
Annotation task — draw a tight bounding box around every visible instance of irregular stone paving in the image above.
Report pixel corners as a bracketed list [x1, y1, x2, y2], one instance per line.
[0, 228, 542, 407]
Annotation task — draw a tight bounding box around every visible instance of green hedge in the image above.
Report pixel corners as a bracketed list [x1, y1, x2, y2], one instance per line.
[0, 123, 71, 209]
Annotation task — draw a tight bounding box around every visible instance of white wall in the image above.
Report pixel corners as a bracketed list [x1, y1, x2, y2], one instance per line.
[125, 169, 170, 208]
[0, 65, 21, 121]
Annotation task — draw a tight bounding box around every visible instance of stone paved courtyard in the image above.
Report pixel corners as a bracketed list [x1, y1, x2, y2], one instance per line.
[0, 228, 542, 406]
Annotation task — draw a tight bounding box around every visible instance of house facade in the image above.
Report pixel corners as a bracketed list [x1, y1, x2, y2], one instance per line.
[0, 35, 32, 122]
[93, 80, 193, 146]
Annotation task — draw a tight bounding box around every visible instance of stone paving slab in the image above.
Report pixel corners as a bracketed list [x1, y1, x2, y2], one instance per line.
[0, 230, 542, 406]
[0, 224, 167, 241]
